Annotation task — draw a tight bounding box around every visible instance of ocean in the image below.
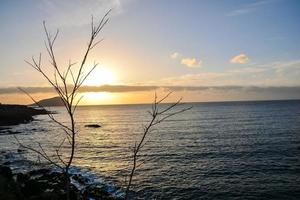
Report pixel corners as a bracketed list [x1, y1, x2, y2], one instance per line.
[1, 100, 300, 199]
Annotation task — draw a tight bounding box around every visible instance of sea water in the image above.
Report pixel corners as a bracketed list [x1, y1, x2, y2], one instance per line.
[1, 100, 299, 199]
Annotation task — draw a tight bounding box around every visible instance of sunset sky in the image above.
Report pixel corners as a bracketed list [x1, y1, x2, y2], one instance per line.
[0, 0, 300, 105]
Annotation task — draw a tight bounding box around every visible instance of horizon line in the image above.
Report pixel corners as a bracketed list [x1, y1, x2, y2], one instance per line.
[19, 98, 299, 107]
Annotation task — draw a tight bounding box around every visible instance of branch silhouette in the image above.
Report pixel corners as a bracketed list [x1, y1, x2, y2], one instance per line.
[125, 92, 192, 199]
[16, 10, 111, 200]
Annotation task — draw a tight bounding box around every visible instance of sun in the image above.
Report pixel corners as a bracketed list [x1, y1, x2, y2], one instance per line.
[84, 67, 116, 86]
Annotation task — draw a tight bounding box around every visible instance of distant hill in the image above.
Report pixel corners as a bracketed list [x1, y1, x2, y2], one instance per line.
[32, 96, 64, 107]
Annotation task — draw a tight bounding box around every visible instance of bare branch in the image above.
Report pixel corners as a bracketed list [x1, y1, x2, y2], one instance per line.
[22, 10, 111, 200]
[90, 38, 104, 50]
[125, 93, 192, 199]
[73, 95, 84, 114]
[18, 87, 72, 131]
[157, 91, 172, 104]
[14, 136, 63, 170]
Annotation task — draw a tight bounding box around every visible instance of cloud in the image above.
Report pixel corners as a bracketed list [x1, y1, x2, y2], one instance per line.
[170, 52, 201, 68]
[1, 85, 300, 100]
[170, 52, 180, 59]
[78, 85, 158, 93]
[230, 54, 249, 64]
[0, 85, 158, 94]
[227, 0, 275, 17]
[2, 59, 299, 99]
[181, 58, 202, 68]
[37, 0, 128, 27]
[150, 59, 300, 86]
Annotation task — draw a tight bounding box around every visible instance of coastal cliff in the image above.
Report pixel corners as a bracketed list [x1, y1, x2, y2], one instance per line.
[0, 104, 48, 126]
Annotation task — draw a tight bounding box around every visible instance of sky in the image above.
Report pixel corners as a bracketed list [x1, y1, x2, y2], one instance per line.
[0, 0, 300, 105]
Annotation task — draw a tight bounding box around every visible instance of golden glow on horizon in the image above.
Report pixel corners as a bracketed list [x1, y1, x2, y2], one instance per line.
[82, 92, 113, 104]
[84, 67, 116, 86]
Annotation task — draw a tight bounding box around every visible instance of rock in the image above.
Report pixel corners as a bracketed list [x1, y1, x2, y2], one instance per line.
[16, 173, 30, 183]
[72, 174, 89, 185]
[22, 179, 48, 197]
[0, 162, 123, 200]
[17, 148, 25, 153]
[83, 185, 115, 200]
[85, 124, 101, 128]
[27, 191, 63, 200]
[28, 168, 51, 176]
[0, 165, 13, 179]
[3, 161, 11, 165]
[0, 165, 19, 200]
[0, 104, 49, 126]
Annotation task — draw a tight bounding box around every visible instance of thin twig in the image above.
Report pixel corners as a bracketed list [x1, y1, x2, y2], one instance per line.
[125, 92, 192, 199]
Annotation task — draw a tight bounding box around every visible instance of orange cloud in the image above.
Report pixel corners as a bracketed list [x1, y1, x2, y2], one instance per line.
[170, 52, 180, 59]
[230, 54, 249, 64]
[181, 58, 202, 68]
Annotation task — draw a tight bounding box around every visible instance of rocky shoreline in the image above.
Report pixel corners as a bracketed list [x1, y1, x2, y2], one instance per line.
[0, 105, 124, 199]
[0, 151, 124, 200]
[0, 165, 123, 200]
[0, 104, 49, 127]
